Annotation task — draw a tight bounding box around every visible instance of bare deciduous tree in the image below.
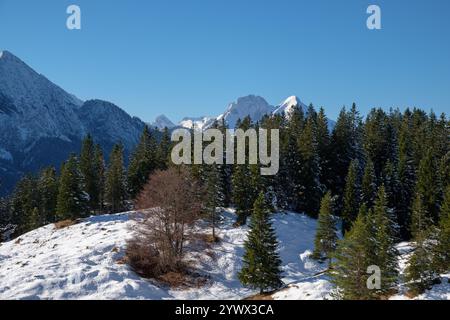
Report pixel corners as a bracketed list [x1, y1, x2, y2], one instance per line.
[126, 168, 204, 278]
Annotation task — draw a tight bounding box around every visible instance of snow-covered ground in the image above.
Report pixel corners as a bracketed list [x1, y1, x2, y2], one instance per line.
[0, 210, 448, 300]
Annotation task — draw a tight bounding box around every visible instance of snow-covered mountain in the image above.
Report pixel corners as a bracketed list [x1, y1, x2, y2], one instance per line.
[150, 115, 176, 130]
[0, 51, 148, 195]
[178, 116, 215, 131]
[153, 94, 335, 132]
[217, 95, 275, 128]
[0, 209, 448, 300]
[273, 96, 307, 117]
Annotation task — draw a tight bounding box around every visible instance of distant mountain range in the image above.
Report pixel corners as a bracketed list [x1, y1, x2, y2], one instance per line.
[151, 94, 335, 132]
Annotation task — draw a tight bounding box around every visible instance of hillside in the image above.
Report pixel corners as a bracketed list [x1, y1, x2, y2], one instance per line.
[0, 210, 448, 300]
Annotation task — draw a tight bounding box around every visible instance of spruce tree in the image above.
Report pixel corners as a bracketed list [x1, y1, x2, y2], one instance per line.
[342, 159, 361, 233]
[105, 144, 127, 213]
[312, 191, 338, 265]
[370, 185, 399, 296]
[397, 114, 416, 239]
[239, 192, 283, 294]
[405, 192, 439, 295]
[298, 115, 323, 217]
[330, 213, 374, 300]
[94, 144, 106, 211]
[316, 107, 332, 189]
[231, 164, 252, 225]
[156, 127, 172, 170]
[56, 154, 88, 220]
[361, 159, 377, 208]
[37, 167, 58, 223]
[433, 186, 450, 273]
[127, 126, 158, 199]
[416, 148, 442, 223]
[80, 134, 100, 212]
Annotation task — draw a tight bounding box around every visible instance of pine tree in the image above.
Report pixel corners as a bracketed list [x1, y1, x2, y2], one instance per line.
[312, 191, 338, 265]
[330, 213, 374, 300]
[433, 186, 450, 273]
[56, 154, 88, 220]
[405, 192, 439, 295]
[416, 148, 442, 223]
[342, 159, 361, 233]
[156, 127, 171, 170]
[37, 167, 58, 223]
[316, 107, 332, 190]
[128, 126, 158, 199]
[231, 164, 252, 225]
[239, 192, 283, 294]
[105, 144, 127, 213]
[205, 165, 223, 240]
[298, 115, 323, 216]
[80, 134, 100, 212]
[361, 159, 377, 208]
[94, 144, 106, 211]
[370, 185, 399, 296]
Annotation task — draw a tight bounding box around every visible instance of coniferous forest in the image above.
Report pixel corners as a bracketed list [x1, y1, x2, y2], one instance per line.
[0, 104, 449, 299]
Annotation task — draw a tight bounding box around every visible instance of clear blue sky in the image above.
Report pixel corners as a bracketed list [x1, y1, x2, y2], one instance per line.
[1, 0, 449, 122]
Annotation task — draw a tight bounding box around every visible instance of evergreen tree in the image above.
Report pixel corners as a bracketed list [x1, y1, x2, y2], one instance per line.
[298, 115, 323, 216]
[361, 159, 377, 208]
[37, 167, 58, 223]
[231, 164, 252, 225]
[105, 144, 127, 213]
[80, 134, 100, 212]
[316, 107, 332, 189]
[330, 213, 374, 300]
[205, 165, 223, 240]
[128, 126, 158, 199]
[56, 154, 88, 220]
[94, 144, 106, 211]
[342, 159, 361, 233]
[416, 148, 442, 223]
[312, 191, 338, 265]
[239, 192, 283, 294]
[433, 186, 450, 273]
[370, 186, 399, 295]
[405, 191, 439, 295]
[156, 127, 172, 170]
[397, 113, 416, 239]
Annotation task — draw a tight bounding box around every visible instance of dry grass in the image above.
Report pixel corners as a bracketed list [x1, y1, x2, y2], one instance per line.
[244, 292, 275, 300]
[54, 219, 78, 230]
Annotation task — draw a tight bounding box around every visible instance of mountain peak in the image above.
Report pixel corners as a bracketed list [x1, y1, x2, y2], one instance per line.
[151, 114, 176, 130]
[217, 95, 274, 128]
[273, 95, 307, 116]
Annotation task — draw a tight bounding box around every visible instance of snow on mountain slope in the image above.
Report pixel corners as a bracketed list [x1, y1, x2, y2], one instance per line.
[217, 95, 275, 128]
[0, 210, 324, 300]
[1, 209, 446, 300]
[273, 96, 307, 117]
[151, 115, 176, 130]
[179, 116, 215, 131]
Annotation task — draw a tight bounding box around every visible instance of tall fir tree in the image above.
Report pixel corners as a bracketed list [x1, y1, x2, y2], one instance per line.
[37, 166, 58, 224]
[330, 213, 374, 300]
[297, 115, 323, 217]
[397, 112, 416, 239]
[105, 144, 128, 214]
[94, 144, 106, 211]
[127, 126, 158, 199]
[361, 159, 377, 208]
[312, 191, 338, 265]
[433, 186, 450, 273]
[369, 185, 399, 296]
[56, 154, 88, 220]
[156, 127, 172, 170]
[416, 148, 442, 223]
[231, 164, 252, 225]
[341, 159, 361, 233]
[80, 134, 101, 212]
[238, 192, 283, 294]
